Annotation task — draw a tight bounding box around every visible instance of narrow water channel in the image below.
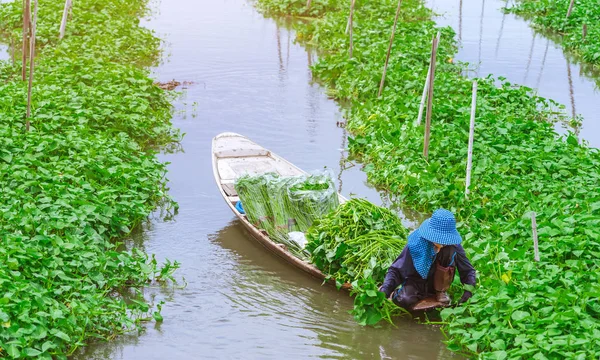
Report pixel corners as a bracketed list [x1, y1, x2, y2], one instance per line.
[75, 0, 450, 358]
[426, 0, 600, 148]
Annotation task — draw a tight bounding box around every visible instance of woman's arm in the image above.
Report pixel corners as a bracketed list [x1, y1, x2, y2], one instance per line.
[454, 244, 476, 302]
[379, 247, 408, 297]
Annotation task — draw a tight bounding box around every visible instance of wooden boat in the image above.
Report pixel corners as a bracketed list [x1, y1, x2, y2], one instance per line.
[212, 132, 446, 312]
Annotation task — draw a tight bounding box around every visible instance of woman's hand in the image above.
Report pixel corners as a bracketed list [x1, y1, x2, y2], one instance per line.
[459, 291, 472, 304]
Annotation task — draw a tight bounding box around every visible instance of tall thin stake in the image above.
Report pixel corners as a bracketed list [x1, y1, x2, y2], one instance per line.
[306, 0, 312, 9]
[11, 37, 15, 65]
[465, 81, 478, 197]
[377, 0, 403, 97]
[583, 24, 588, 40]
[59, 0, 72, 40]
[26, 0, 38, 131]
[21, 0, 31, 81]
[531, 212, 540, 262]
[417, 31, 440, 125]
[422, 35, 438, 159]
[348, 0, 356, 58]
[566, 0, 574, 18]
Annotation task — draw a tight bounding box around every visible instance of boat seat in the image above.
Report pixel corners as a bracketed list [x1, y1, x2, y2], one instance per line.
[214, 137, 270, 158]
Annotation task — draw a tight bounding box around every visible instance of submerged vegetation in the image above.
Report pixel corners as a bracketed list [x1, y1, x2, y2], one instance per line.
[508, 0, 600, 66]
[0, 0, 180, 358]
[257, 0, 600, 358]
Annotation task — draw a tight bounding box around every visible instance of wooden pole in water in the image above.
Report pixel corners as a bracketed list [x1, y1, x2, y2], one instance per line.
[465, 80, 477, 198]
[417, 31, 440, 126]
[21, 0, 31, 81]
[531, 212, 540, 262]
[377, 0, 403, 98]
[422, 35, 438, 159]
[348, 0, 356, 58]
[59, 0, 72, 40]
[26, 0, 38, 131]
[566, 0, 574, 18]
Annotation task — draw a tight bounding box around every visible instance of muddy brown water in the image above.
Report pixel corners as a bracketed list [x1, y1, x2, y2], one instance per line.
[1, 0, 597, 358]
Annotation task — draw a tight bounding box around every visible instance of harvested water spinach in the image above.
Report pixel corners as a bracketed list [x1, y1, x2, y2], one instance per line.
[236, 174, 277, 234]
[235, 172, 338, 259]
[306, 199, 409, 325]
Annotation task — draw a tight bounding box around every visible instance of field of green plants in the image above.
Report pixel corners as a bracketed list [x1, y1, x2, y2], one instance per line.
[257, 0, 600, 358]
[0, 0, 180, 358]
[508, 0, 600, 66]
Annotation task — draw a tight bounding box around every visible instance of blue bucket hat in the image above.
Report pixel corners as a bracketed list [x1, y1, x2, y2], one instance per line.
[418, 209, 462, 246]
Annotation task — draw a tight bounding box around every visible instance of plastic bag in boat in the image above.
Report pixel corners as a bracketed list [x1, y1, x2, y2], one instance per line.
[288, 232, 308, 249]
[286, 170, 339, 231]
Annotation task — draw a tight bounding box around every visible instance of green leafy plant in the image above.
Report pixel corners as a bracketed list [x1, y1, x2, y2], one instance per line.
[0, 0, 181, 358]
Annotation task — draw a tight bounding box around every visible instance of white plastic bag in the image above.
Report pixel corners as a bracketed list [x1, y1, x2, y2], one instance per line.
[288, 232, 308, 249]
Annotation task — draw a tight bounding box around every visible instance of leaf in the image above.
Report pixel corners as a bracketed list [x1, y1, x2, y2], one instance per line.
[7, 345, 20, 358]
[491, 351, 508, 360]
[0, 152, 12, 164]
[53, 331, 71, 342]
[511, 310, 530, 321]
[25, 348, 42, 357]
[364, 309, 383, 326]
[41, 341, 55, 353]
[153, 311, 163, 322]
[566, 135, 579, 146]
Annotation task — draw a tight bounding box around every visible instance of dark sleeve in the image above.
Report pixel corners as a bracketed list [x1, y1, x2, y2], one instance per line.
[379, 248, 407, 297]
[454, 244, 476, 286]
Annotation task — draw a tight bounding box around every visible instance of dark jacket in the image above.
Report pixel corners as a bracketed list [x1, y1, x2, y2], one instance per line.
[380, 244, 476, 298]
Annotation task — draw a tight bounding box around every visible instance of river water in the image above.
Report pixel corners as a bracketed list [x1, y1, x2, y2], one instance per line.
[60, 0, 597, 358]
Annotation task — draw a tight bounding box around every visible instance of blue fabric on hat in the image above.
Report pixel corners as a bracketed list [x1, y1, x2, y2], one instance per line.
[407, 229, 436, 279]
[418, 209, 462, 246]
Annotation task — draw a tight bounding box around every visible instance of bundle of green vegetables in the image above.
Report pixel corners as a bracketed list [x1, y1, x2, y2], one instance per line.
[305, 198, 410, 325]
[287, 172, 339, 231]
[236, 172, 338, 260]
[306, 198, 408, 284]
[268, 176, 300, 237]
[235, 173, 276, 234]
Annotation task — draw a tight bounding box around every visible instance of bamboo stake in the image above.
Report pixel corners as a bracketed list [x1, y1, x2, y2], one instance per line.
[465, 81, 478, 197]
[21, 0, 31, 81]
[345, 12, 351, 34]
[417, 31, 440, 126]
[11, 37, 15, 65]
[348, 0, 356, 58]
[26, 0, 38, 131]
[531, 212, 540, 262]
[422, 35, 438, 159]
[566, 0, 574, 18]
[583, 24, 587, 40]
[59, 0, 72, 40]
[377, 0, 403, 98]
